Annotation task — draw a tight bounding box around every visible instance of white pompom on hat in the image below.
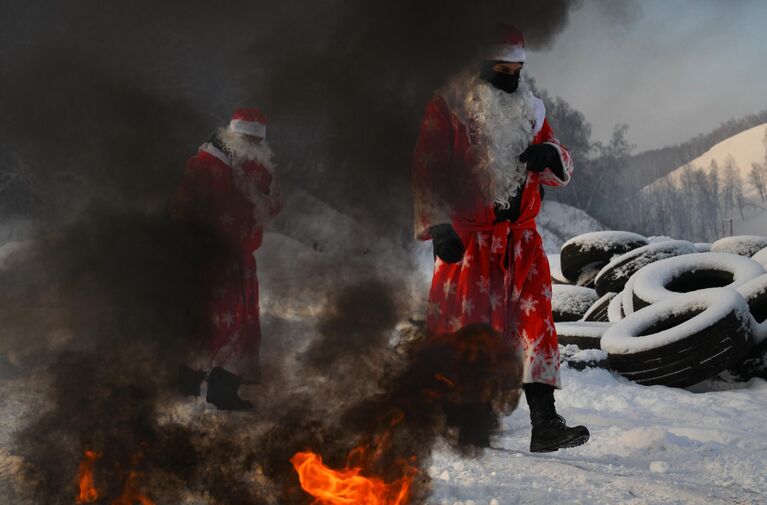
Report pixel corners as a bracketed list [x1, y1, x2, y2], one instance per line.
[487, 24, 526, 63]
[229, 108, 267, 139]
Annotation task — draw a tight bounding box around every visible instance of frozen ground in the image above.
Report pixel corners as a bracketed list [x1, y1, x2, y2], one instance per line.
[1, 327, 765, 505]
[427, 365, 767, 505]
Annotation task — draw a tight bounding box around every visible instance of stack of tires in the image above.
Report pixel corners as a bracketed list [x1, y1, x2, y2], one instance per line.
[551, 232, 767, 387]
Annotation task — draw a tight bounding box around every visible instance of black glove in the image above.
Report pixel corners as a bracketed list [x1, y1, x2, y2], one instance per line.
[519, 143, 560, 174]
[493, 191, 524, 223]
[430, 223, 464, 263]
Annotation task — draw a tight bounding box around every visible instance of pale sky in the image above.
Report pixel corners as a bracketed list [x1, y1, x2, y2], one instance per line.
[526, 0, 767, 151]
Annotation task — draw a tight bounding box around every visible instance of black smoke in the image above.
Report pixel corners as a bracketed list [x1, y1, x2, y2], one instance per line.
[0, 0, 581, 502]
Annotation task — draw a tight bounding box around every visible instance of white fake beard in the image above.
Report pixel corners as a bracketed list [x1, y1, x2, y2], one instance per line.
[218, 127, 276, 173]
[447, 74, 536, 206]
[218, 127, 277, 221]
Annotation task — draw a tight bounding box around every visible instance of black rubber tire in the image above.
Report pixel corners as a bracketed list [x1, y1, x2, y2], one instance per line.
[631, 253, 765, 311]
[594, 241, 697, 296]
[560, 232, 648, 283]
[583, 292, 617, 322]
[602, 289, 753, 388]
[730, 274, 767, 380]
[556, 321, 611, 349]
[552, 285, 598, 323]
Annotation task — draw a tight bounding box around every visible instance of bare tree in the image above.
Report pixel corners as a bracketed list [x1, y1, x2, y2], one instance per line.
[750, 163, 767, 202]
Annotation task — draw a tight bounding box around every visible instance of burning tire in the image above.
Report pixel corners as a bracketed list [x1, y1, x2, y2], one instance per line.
[630, 253, 765, 311]
[711, 235, 767, 257]
[601, 289, 753, 388]
[583, 292, 617, 322]
[556, 321, 611, 349]
[551, 285, 598, 322]
[560, 231, 648, 284]
[594, 240, 697, 296]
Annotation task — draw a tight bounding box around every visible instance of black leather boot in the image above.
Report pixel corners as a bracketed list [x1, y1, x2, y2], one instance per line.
[525, 383, 589, 453]
[206, 367, 253, 411]
[177, 363, 207, 397]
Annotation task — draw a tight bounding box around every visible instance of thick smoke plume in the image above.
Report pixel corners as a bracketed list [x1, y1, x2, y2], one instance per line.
[0, 0, 580, 503]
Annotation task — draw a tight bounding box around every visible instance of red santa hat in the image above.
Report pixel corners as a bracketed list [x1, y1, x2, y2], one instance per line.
[486, 24, 526, 63]
[229, 108, 267, 139]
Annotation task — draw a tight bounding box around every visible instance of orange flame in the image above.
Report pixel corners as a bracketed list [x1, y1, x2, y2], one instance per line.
[290, 451, 414, 505]
[76, 450, 101, 503]
[111, 452, 156, 505]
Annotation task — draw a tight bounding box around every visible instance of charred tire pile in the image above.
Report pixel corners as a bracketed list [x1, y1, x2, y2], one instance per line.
[629, 253, 765, 311]
[594, 240, 698, 296]
[551, 285, 598, 322]
[560, 231, 648, 286]
[601, 289, 753, 388]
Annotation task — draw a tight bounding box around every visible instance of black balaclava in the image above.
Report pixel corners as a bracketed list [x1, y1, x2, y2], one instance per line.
[479, 60, 521, 94]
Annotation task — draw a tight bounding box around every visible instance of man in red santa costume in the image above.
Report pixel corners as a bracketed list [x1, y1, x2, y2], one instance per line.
[413, 25, 589, 452]
[174, 108, 281, 410]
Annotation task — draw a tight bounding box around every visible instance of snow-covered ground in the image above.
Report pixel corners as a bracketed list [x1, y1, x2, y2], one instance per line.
[428, 366, 767, 505]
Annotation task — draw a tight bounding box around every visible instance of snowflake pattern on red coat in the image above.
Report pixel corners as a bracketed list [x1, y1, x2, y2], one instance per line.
[414, 93, 573, 388]
[173, 144, 281, 373]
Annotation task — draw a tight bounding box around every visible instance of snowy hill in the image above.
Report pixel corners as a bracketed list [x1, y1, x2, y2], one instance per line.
[644, 123, 767, 237]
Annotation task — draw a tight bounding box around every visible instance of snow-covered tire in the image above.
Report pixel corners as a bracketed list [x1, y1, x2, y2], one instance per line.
[630, 253, 765, 311]
[575, 263, 601, 288]
[583, 292, 617, 322]
[560, 231, 648, 283]
[602, 289, 753, 388]
[547, 254, 570, 285]
[556, 321, 611, 349]
[594, 240, 698, 296]
[551, 285, 598, 322]
[730, 274, 767, 380]
[735, 273, 767, 331]
[711, 235, 767, 257]
[695, 242, 712, 253]
[751, 247, 767, 269]
[607, 292, 624, 322]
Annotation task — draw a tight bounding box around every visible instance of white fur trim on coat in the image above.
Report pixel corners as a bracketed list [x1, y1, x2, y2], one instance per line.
[487, 44, 526, 63]
[530, 96, 545, 136]
[229, 119, 267, 139]
[199, 142, 231, 167]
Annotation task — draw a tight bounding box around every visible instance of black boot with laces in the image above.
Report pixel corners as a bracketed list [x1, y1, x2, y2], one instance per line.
[525, 383, 589, 453]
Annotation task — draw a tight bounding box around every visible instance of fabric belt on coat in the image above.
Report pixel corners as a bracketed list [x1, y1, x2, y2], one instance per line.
[453, 217, 537, 273]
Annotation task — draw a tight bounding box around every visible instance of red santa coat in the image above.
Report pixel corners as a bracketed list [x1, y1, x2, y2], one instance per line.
[413, 84, 573, 388]
[174, 142, 281, 373]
